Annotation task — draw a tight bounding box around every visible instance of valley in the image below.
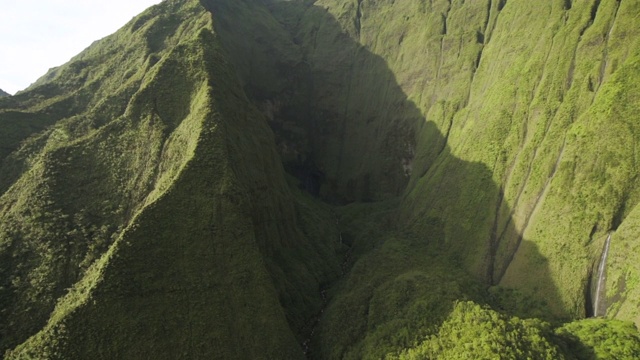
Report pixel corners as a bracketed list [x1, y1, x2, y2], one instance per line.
[1, 0, 640, 358]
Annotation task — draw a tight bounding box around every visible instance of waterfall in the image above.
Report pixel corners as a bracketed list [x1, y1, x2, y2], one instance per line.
[593, 233, 612, 317]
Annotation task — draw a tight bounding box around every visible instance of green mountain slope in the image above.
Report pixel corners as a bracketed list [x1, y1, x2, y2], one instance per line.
[403, 0, 640, 323]
[203, 0, 640, 357]
[1, 0, 640, 358]
[0, 90, 8, 98]
[1, 0, 340, 357]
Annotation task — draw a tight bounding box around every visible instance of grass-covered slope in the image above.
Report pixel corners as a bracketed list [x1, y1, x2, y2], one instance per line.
[0, 90, 8, 98]
[1, 1, 218, 351]
[0, 0, 341, 357]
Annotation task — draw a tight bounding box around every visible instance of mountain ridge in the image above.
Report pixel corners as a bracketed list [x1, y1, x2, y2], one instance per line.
[1, 0, 640, 358]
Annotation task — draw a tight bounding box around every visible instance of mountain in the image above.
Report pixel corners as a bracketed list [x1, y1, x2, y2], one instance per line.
[0, 89, 9, 97]
[1, 0, 640, 358]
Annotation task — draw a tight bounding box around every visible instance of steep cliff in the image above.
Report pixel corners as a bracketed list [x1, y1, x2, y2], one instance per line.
[203, 0, 640, 356]
[2, 0, 640, 358]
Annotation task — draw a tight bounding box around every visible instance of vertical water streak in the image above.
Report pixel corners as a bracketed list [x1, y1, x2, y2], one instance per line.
[593, 233, 612, 317]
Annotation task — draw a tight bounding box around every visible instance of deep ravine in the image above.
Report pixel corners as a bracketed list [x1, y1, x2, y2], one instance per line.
[301, 214, 353, 358]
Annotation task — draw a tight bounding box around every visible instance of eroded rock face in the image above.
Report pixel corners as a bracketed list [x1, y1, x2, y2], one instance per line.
[2, 0, 640, 358]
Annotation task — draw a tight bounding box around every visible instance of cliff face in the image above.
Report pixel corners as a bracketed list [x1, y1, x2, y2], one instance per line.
[400, 0, 640, 323]
[208, 0, 640, 321]
[203, 0, 640, 356]
[1, 0, 640, 358]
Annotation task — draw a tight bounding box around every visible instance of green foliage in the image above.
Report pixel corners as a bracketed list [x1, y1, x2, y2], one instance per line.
[390, 304, 640, 360]
[2, 0, 640, 359]
[396, 301, 563, 360]
[1, 0, 338, 358]
[488, 286, 557, 322]
[557, 318, 640, 359]
[0, 1, 220, 353]
[311, 202, 488, 359]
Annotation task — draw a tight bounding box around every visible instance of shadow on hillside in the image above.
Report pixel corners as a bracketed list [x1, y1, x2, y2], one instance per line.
[204, 0, 571, 357]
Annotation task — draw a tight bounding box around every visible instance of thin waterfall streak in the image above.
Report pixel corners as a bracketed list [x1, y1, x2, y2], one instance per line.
[594, 233, 612, 317]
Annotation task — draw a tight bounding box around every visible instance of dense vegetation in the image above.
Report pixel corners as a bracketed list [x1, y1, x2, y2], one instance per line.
[1, 0, 640, 358]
